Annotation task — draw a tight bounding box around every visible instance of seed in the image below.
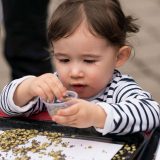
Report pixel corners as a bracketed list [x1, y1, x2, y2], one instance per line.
[0, 128, 66, 159]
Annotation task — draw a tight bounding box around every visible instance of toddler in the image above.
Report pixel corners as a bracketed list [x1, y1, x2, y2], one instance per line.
[0, 0, 159, 135]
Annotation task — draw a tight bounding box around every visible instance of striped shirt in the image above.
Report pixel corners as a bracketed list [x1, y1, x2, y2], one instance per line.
[0, 70, 160, 135]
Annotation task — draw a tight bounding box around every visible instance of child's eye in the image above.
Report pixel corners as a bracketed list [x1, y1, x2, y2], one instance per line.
[84, 59, 96, 63]
[59, 59, 70, 63]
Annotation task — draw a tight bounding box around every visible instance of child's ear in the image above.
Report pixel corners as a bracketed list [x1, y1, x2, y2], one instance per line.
[115, 46, 131, 68]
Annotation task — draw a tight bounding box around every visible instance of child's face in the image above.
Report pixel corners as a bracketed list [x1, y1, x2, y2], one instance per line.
[53, 22, 118, 99]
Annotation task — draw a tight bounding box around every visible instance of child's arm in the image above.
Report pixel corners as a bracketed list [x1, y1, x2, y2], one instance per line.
[13, 77, 37, 106]
[13, 73, 66, 106]
[97, 80, 160, 135]
[51, 99, 107, 129]
[51, 76, 160, 135]
[51, 88, 160, 135]
[0, 76, 38, 116]
[0, 73, 66, 116]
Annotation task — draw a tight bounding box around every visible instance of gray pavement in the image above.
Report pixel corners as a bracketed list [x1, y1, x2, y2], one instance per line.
[0, 0, 160, 102]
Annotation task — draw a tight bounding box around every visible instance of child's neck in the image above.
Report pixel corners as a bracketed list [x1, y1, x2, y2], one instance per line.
[86, 87, 106, 101]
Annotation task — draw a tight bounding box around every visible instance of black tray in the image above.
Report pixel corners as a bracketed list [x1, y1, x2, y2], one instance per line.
[0, 117, 152, 160]
[137, 126, 160, 160]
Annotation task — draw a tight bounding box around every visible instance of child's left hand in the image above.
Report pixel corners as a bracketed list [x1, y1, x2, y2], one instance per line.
[51, 99, 106, 129]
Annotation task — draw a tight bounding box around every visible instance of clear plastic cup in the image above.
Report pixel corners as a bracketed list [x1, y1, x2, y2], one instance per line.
[44, 91, 78, 116]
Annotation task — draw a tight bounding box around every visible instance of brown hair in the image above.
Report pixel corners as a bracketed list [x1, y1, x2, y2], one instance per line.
[48, 0, 139, 47]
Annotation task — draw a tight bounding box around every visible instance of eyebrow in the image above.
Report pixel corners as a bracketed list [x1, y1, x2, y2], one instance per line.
[54, 52, 101, 58]
[54, 53, 68, 56]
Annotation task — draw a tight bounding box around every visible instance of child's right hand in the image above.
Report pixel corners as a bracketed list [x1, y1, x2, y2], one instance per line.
[13, 73, 67, 106]
[29, 73, 67, 102]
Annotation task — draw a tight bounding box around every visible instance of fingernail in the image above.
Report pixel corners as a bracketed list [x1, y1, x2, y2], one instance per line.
[52, 117, 56, 121]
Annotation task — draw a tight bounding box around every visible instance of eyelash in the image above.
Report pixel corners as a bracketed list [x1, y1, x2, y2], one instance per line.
[59, 59, 70, 63]
[84, 60, 96, 63]
[58, 59, 96, 64]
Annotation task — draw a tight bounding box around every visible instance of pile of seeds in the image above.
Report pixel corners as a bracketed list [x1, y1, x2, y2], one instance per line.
[0, 128, 66, 160]
[0, 129, 39, 151]
[112, 144, 137, 160]
[0, 128, 138, 160]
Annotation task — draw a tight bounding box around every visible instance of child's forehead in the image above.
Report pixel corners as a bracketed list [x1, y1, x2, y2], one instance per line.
[53, 32, 115, 57]
[52, 23, 113, 55]
[53, 29, 109, 49]
[54, 21, 106, 43]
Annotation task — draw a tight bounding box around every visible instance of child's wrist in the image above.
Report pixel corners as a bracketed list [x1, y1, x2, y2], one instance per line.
[25, 77, 37, 97]
[93, 105, 106, 128]
[14, 77, 36, 106]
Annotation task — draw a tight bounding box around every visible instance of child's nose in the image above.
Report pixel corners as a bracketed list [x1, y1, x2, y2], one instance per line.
[70, 65, 84, 78]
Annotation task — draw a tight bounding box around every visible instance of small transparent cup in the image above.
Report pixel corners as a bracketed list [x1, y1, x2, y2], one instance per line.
[44, 91, 78, 117]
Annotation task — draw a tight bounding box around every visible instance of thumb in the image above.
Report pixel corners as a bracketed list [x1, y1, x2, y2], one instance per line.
[65, 98, 78, 107]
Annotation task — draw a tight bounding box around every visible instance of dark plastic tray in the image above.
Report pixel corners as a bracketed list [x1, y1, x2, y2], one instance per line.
[0, 117, 152, 160]
[137, 126, 160, 160]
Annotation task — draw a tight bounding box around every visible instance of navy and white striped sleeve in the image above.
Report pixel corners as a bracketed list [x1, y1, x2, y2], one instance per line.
[95, 75, 160, 135]
[0, 76, 45, 117]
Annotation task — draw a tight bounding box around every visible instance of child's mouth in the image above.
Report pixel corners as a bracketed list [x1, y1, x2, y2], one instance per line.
[71, 84, 86, 93]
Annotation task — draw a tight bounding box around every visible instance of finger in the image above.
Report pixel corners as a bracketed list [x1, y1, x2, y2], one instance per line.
[35, 86, 48, 101]
[57, 104, 78, 116]
[53, 75, 66, 93]
[65, 98, 78, 105]
[37, 81, 54, 102]
[37, 73, 64, 101]
[45, 74, 66, 100]
[52, 114, 77, 125]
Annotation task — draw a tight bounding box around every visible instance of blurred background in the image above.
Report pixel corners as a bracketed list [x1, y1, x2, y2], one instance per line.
[0, 0, 160, 102]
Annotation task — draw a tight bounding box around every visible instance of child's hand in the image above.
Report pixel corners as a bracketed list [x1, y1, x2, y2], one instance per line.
[51, 99, 106, 129]
[28, 73, 66, 102]
[13, 73, 66, 106]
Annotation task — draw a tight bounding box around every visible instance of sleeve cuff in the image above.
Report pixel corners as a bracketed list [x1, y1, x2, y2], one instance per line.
[8, 76, 38, 113]
[95, 102, 114, 135]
